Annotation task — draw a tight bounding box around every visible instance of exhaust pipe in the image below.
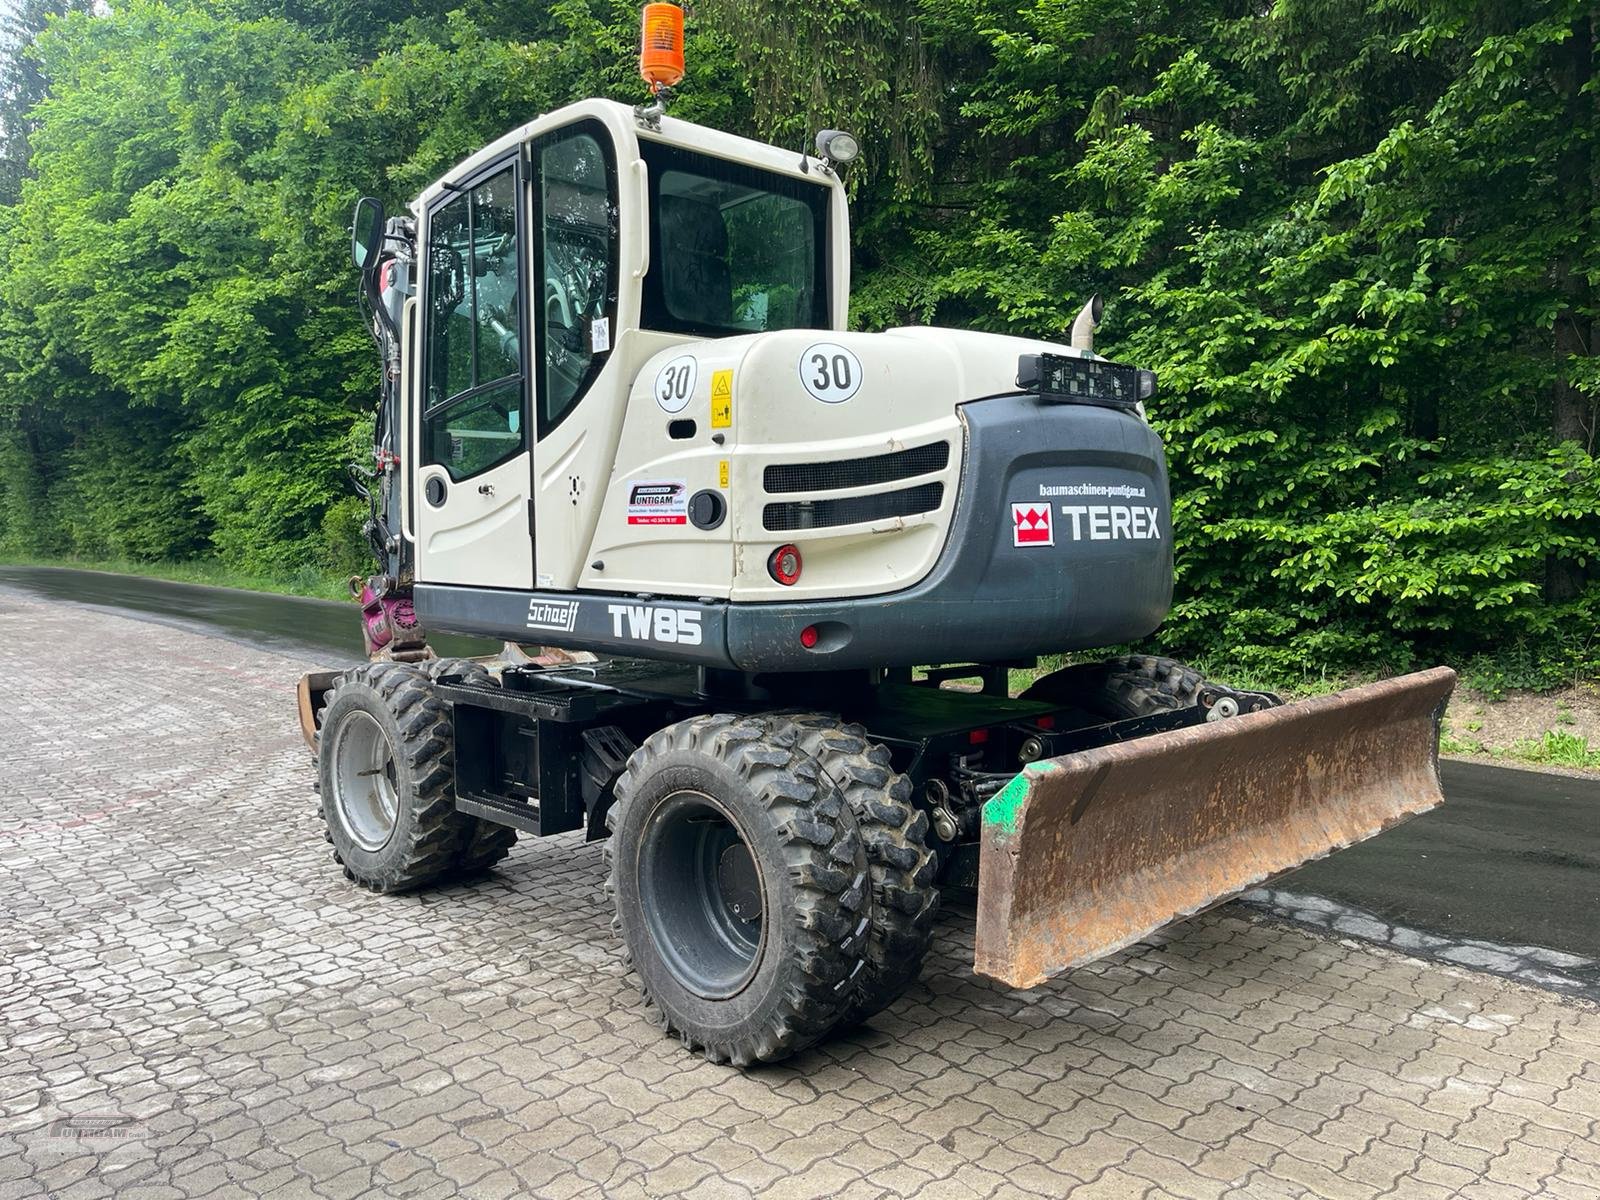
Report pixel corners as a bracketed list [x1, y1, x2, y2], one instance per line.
[1070, 294, 1103, 353]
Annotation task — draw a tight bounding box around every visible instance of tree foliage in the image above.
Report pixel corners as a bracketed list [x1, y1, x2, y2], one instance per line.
[0, 0, 1594, 683]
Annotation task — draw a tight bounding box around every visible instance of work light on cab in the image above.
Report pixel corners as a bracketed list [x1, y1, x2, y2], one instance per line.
[815, 129, 861, 166]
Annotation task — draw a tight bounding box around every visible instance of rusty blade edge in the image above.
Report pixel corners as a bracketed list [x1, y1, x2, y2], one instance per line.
[974, 789, 1442, 988]
[973, 667, 1457, 989]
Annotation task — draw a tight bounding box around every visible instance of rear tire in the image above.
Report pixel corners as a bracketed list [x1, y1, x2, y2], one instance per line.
[790, 716, 938, 1026]
[317, 662, 471, 893]
[451, 820, 520, 878]
[1021, 653, 1204, 719]
[606, 713, 871, 1065]
[426, 657, 489, 684]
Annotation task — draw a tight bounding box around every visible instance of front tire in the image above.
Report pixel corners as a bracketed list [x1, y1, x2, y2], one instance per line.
[606, 713, 871, 1065]
[317, 662, 471, 892]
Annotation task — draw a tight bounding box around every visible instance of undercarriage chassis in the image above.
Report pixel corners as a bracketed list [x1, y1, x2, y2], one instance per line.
[298, 656, 1454, 990]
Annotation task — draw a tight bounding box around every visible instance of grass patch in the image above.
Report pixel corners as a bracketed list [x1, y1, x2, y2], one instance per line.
[1181, 658, 1362, 700]
[0, 553, 353, 602]
[1442, 727, 1600, 772]
[1504, 729, 1600, 771]
[1440, 730, 1487, 756]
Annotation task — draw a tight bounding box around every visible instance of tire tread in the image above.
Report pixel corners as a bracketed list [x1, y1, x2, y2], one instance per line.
[1021, 653, 1205, 718]
[605, 713, 870, 1066]
[317, 662, 467, 893]
[788, 715, 939, 1027]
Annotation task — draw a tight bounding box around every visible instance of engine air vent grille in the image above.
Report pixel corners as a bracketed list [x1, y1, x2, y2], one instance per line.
[764, 442, 950, 494]
[763, 483, 945, 532]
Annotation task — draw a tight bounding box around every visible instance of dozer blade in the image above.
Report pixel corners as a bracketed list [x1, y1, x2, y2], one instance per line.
[974, 667, 1456, 988]
[296, 670, 341, 753]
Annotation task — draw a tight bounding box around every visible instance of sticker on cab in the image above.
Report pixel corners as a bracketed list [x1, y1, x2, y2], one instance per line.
[798, 342, 863, 404]
[710, 369, 733, 427]
[654, 355, 698, 414]
[627, 480, 689, 526]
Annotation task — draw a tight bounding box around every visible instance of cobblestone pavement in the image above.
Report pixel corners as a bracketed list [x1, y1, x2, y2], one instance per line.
[2, 588, 1598, 1200]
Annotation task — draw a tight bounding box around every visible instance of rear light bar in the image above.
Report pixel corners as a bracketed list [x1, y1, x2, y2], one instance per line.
[1017, 352, 1156, 408]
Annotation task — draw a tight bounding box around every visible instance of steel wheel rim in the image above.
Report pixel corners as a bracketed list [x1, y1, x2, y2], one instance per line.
[637, 790, 765, 1000]
[330, 710, 400, 852]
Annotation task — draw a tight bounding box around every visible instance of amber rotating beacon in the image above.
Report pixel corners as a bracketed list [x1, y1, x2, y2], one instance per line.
[639, 3, 686, 93]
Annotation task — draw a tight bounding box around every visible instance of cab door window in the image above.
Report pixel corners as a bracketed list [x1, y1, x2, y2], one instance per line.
[424, 164, 525, 480]
[536, 126, 618, 432]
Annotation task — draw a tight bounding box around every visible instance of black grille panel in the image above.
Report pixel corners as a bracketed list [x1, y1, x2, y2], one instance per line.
[763, 483, 945, 532]
[764, 442, 950, 494]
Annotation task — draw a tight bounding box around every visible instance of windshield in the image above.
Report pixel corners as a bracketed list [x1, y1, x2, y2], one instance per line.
[640, 141, 831, 337]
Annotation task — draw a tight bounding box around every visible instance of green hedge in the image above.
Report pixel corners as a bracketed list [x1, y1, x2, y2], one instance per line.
[0, 0, 1594, 686]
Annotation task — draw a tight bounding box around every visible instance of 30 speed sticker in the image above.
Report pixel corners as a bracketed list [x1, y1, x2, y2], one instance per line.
[654, 354, 698, 413]
[798, 342, 863, 404]
[627, 480, 688, 525]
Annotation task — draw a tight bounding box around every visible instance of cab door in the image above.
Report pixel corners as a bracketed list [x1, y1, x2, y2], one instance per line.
[414, 159, 534, 589]
[529, 120, 624, 591]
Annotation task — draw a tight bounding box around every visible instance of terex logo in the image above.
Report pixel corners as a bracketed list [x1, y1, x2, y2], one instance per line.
[607, 604, 703, 646]
[1060, 505, 1162, 541]
[1012, 503, 1053, 547]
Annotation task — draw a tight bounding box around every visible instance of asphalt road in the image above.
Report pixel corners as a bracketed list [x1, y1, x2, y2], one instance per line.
[1287, 760, 1600, 962]
[3, 564, 1596, 977]
[0, 564, 491, 663]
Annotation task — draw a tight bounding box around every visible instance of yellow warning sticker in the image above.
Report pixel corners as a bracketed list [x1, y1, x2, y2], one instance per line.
[710, 370, 734, 428]
[718, 460, 730, 489]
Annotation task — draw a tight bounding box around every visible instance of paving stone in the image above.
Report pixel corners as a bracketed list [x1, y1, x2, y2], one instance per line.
[3, 588, 1599, 1199]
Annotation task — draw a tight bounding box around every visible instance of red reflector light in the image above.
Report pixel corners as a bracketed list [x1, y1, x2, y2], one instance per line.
[968, 728, 990, 745]
[768, 544, 802, 586]
[799, 625, 819, 649]
[1036, 715, 1055, 730]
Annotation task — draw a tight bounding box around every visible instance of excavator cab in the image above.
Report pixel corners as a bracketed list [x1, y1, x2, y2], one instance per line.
[370, 106, 850, 598]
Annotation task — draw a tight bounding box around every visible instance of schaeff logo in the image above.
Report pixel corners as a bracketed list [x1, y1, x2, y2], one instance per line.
[525, 598, 580, 633]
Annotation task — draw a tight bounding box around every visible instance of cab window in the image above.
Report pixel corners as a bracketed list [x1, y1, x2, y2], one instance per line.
[536, 126, 619, 433]
[423, 164, 525, 480]
[640, 141, 831, 338]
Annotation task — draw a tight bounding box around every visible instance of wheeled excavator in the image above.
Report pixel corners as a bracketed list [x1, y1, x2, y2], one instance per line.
[299, 5, 1455, 1065]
